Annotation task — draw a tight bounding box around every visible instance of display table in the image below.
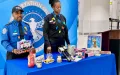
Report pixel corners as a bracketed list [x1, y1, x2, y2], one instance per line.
[6, 53, 116, 75]
[0, 52, 5, 75]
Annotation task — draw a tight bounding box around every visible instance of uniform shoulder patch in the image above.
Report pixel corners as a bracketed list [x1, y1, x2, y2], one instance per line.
[2, 28, 7, 34]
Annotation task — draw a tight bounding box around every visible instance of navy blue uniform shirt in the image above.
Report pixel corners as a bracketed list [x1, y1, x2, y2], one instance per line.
[1, 20, 33, 52]
[43, 12, 70, 47]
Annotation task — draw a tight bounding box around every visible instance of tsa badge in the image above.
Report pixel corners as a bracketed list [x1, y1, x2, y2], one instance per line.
[24, 26, 27, 31]
[24, 26, 28, 34]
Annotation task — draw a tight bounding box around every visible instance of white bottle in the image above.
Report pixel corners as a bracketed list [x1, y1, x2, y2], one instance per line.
[36, 59, 42, 68]
[57, 56, 62, 63]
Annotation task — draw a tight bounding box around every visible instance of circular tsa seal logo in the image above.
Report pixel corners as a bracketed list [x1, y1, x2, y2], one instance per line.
[10, 0, 50, 58]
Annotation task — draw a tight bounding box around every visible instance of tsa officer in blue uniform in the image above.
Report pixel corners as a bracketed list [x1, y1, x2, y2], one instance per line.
[1, 6, 33, 60]
[43, 0, 70, 53]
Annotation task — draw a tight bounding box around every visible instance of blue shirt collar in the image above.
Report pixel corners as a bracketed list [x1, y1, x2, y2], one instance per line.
[52, 12, 60, 18]
[12, 20, 22, 26]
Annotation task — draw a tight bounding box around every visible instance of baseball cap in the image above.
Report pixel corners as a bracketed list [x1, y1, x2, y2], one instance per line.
[12, 6, 24, 13]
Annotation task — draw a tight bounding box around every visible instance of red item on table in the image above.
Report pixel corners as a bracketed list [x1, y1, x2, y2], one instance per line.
[28, 51, 35, 68]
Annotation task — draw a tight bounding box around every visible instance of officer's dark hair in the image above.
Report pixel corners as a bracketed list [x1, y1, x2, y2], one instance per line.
[49, 0, 60, 7]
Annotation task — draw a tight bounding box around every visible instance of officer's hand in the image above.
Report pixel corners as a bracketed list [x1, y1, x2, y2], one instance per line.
[31, 48, 36, 53]
[25, 48, 36, 53]
[46, 46, 52, 53]
[26, 49, 30, 53]
[19, 50, 29, 54]
[12, 49, 19, 54]
[16, 50, 23, 54]
[68, 44, 70, 47]
[18, 50, 28, 54]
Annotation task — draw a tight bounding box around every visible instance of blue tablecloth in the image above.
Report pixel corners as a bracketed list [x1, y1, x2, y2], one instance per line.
[6, 54, 116, 75]
[0, 52, 5, 75]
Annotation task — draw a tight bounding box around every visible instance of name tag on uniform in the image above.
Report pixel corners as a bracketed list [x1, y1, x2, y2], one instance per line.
[13, 33, 18, 35]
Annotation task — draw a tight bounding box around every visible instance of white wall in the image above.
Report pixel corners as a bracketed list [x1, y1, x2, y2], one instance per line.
[77, 0, 110, 48]
[110, 0, 118, 18]
[78, 0, 110, 33]
[117, 0, 120, 19]
[77, 0, 120, 48]
[110, 0, 120, 30]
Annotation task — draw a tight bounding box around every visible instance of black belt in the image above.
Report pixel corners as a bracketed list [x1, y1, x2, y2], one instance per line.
[6, 51, 29, 60]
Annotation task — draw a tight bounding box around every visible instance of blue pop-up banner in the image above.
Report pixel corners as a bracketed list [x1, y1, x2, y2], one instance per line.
[0, 0, 78, 74]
